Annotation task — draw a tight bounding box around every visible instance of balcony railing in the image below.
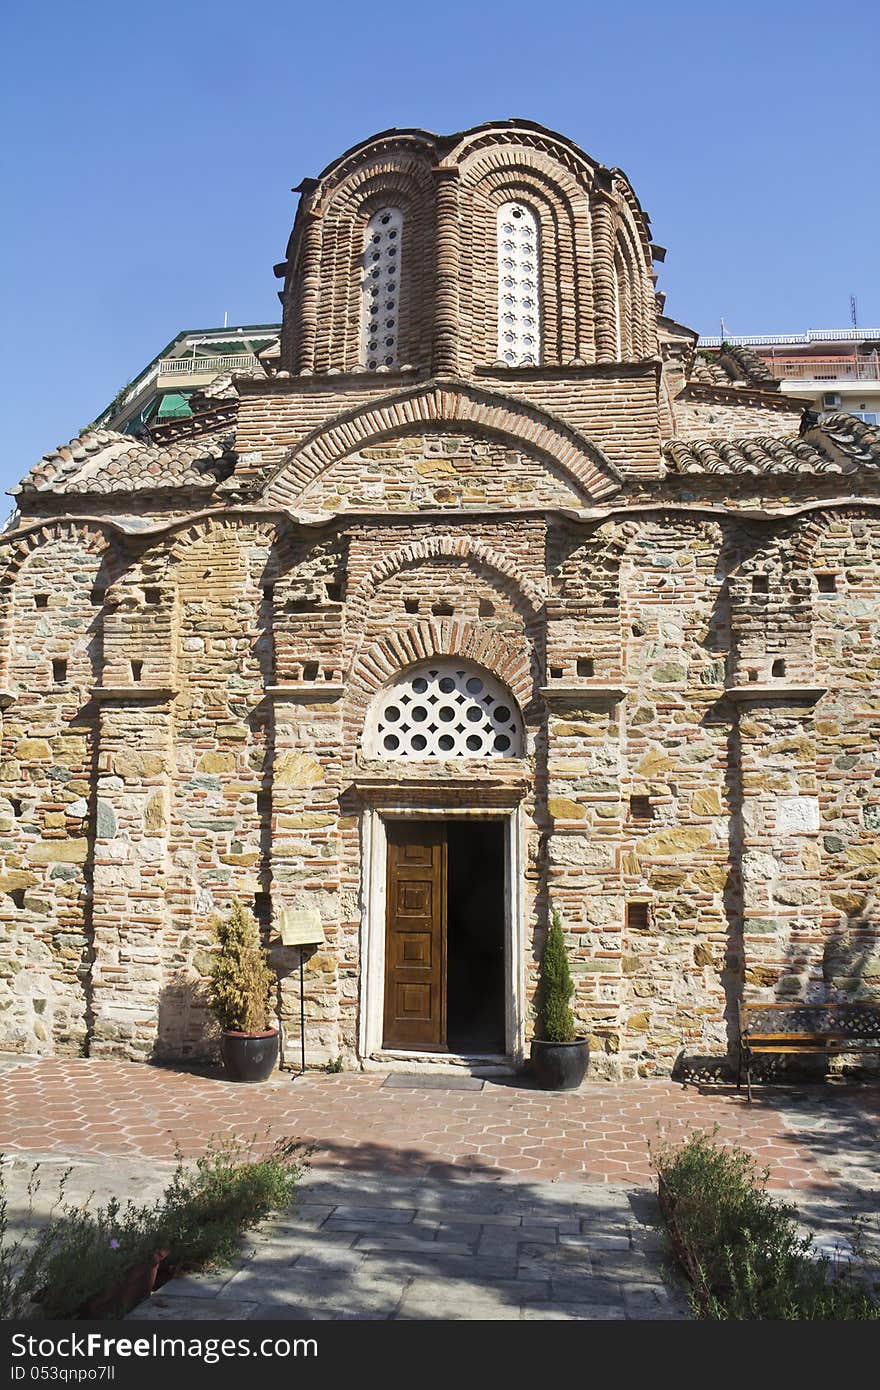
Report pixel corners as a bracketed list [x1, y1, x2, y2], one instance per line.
[158, 354, 263, 376]
[768, 356, 880, 382]
[700, 330, 880, 347]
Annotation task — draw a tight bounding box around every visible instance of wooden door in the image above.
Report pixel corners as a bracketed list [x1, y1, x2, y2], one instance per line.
[384, 821, 446, 1050]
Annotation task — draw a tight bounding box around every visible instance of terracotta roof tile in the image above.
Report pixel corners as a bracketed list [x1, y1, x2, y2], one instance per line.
[664, 414, 880, 476]
[14, 426, 235, 496]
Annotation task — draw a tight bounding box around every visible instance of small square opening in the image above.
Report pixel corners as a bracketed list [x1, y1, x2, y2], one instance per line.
[404, 598, 419, 615]
[626, 901, 650, 931]
[771, 658, 786, 678]
[131, 660, 143, 683]
[432, 600, 455, 617]
[145, 588, 161, 606]
[51, 659, 67, 683]
[751, 576, 769, 595]
[577, 657, 595, 678]
[549, 665, 564, 680]
[303, 661, 319, 682]
[325, 582, 342, 603]
[629, 795, 654, 821]
[34, 593, 49, 609]
[817, 572, 837, 594]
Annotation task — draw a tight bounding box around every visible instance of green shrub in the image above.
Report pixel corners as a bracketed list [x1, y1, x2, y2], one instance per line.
[0, 1135, 304, 1321]
[653, 1129, 879, 1320]
[537, 909, 576, 1043]
[208, 900, 276, 1033]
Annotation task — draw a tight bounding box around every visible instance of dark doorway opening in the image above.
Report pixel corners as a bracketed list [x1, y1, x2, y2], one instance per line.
[445, 820, 506, 1054]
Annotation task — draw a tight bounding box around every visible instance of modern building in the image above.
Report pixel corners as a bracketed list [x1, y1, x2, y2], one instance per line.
[2, 121, 878, 1079]
[699, 328, 880, 425]
[95, 324, 279, 434]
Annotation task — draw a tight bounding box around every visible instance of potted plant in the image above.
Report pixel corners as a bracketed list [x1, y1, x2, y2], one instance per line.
[530, 908, 589, 1090]
[208, 900, 279, 1082]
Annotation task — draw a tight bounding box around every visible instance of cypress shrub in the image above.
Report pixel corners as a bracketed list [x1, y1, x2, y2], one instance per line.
[537, 909, 576, 1042]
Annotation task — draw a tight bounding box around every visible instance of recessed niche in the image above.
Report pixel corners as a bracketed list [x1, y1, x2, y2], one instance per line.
[751, 576, 769, 594]
[817, 573, 837, 594]
[629, 795, 654, 821]
[131, 660, 143, 683]
[432, 601, 455, 617]
[549, 665, 564, 680]
[626, 901, 650, 931]
[145, 588, 161, 606]
[404, 598, 419, 615]
[303, 662, 319, 682]
[34, 594, 49, 609]
[577, 657, 595, 678]
[51, 659, 67, 683]
[771, 659, 786, 678]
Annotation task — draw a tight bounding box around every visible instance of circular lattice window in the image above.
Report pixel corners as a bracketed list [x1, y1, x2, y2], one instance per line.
[367, 662, 523, 760]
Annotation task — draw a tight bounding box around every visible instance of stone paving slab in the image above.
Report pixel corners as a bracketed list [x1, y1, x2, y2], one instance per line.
[124, 1166, 689, 1321]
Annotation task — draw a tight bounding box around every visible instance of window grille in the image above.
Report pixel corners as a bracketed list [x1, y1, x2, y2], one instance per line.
[367, 661, 523, 760]
[497, 202, 541, 366]
[361, 207, 403, 370]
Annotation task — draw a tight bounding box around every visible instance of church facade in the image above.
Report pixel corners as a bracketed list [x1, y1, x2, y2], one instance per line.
[2, 121, 879, 1077]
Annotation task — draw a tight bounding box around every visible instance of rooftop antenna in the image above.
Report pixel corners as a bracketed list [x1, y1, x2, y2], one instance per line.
[719, 317, 727, 340]
[850, 295, 858, 330]
[223, 310, 229, 328]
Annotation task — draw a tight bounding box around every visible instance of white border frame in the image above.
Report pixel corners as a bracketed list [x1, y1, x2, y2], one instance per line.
[359, 803, 525, 1067]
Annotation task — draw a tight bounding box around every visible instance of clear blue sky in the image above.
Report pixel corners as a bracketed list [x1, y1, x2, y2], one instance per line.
[2, 0, 878, 495]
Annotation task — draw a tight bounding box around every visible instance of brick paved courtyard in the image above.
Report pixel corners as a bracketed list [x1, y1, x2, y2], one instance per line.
[2, 1057, 878, 1191]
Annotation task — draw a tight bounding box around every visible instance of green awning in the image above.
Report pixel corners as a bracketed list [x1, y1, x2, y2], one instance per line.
[156, 392, 193, 420]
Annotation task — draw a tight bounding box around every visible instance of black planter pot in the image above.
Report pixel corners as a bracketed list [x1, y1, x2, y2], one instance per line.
[220, 1029, 280, 1082]
[530, 1038, 589, 1091]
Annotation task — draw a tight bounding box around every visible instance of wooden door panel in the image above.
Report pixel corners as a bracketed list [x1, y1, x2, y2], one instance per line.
[384, 821, 446, 1049]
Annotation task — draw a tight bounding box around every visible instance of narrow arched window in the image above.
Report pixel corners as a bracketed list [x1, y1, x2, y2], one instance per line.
[361, 207, 403, 370]
[497, 202, 541, 366]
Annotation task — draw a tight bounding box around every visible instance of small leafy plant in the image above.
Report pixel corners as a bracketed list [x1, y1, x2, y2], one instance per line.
[652, 1128, 880, 1320]
[0, 1135, 305, 1321]
[208, 899, 276, 1033]
[536, 909, 576, 1042]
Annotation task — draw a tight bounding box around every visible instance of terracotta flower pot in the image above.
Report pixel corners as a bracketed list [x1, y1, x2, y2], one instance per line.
[79, 1248, 169, 1319]
[220, 1028, 280, 1082]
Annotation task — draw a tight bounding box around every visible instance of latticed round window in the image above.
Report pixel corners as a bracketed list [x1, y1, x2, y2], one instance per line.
[361, 207, 403, 371]
[366, 662, 523, 760]
[497, 202, 541, 366]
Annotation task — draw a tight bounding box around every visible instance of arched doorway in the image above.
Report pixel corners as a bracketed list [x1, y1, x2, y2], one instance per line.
[360, 660, 526, 1061]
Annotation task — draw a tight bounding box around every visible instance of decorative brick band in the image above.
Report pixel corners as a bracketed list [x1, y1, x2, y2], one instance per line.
[263, 379, 622, 507]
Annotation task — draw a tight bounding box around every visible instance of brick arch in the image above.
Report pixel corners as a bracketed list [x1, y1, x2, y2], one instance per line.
[262, 380, 621, 507]
[282, 149, 436, 374]
[0, 519, 118, 690]
[348, 536, 544, 625]
[343, 618, 535, 736]
[790, 504, 880, 569]
[459, 156, 588, 368]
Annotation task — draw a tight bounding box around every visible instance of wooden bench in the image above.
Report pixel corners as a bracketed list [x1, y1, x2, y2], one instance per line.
[738, 1001, 880, 1101]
